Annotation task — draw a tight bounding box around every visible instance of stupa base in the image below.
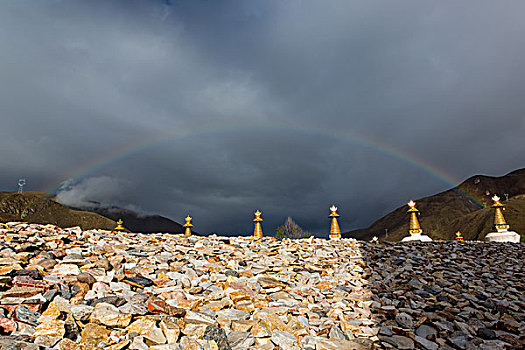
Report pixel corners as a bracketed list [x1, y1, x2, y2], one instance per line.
[401, 233, 432, 242]
[485, 231, 521, 243]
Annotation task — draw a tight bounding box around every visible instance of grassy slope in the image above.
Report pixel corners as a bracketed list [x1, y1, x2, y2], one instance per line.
[344, 169, 525, 241]
[0, 191, 116, 230]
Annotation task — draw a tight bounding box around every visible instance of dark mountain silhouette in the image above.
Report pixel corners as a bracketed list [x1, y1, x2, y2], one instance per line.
[75, 203, 185, 234]
[0, 191, 116, 230]
[0, 191, 185, 234]
[344, 168, 525, 241]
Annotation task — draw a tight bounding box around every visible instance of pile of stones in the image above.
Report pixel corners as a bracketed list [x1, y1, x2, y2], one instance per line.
[0, 222, 522, 349]
[366, 242, 524, 349]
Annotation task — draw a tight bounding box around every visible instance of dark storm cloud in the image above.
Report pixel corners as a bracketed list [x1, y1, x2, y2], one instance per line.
[1, 1, 525, 235]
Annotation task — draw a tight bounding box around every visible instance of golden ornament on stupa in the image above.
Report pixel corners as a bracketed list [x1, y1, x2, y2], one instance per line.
[329, 205, 341, 239]
[253, 210, 263, 239]
[491, 195, 510, 232]
[407, 200, 423, 235]
[113, 219, 126, 232]
[455, 231, 463, 241]
[183, 215, 193, 237]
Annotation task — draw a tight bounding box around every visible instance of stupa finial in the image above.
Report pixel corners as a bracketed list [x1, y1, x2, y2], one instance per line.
[407, 200, 422, 235]
[491, 194, 509, 232]
[113, 219, 126, 233]
[329, 205, 341, 239]
[253, 210, 263, 239]
[484, 194, 520, 242]
[183, 215, 193, 237]
[401, 200, 432, 242]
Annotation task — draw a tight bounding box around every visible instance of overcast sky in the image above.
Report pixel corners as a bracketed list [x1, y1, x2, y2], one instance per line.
[1, 1, 524, 235]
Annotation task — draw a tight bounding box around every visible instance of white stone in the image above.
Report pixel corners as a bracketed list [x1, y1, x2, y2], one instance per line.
[51, 263, 80, 276]
[485, 231, 521, 243]
[401, 233, 432, 242]
[70, 304, 94, 321]
[271, 330, 298, 350]
[143, 328, 166, 345]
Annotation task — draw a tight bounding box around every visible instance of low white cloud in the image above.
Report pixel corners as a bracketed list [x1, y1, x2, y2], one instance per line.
[56, 176, 134, 209]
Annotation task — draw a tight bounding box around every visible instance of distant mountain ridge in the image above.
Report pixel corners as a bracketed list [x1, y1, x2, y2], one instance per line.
[0, 191, 116, 230]
[344, 168, 525, 241]
[0, 191, 185, 233]
[3, 169, 524, 240]
[71, 202, 185, 234]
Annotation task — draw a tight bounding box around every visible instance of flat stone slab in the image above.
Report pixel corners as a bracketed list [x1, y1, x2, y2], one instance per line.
[485, 231, 521, 242]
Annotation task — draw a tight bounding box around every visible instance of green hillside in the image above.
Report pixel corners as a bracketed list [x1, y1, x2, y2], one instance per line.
[344, 169, 525, 241]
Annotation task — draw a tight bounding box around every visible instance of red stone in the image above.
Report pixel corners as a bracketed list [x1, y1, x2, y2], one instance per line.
[0, 317, 17, 333]
[0, 304, 41, 316]
[50, 249, 66, 259]
[13, 276, 50, 291]
[147, 298, 167, 313]
[23, 304, 41, 312]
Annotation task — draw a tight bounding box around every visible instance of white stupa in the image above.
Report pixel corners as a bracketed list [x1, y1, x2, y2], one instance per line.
[401, 200, 432, 242]
[485, 195, 521, 243]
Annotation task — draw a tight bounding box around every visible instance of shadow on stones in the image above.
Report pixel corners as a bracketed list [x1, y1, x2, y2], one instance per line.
[362, 240, 525, 349]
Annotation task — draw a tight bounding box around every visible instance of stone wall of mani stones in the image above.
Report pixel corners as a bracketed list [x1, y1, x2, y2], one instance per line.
[0, 221, 522, 349]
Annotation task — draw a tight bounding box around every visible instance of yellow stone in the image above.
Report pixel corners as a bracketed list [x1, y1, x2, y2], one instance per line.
[179, 337, 202, 350]
[189, 299, 202, 310]
[70, 295, 85, 305]
[250, 322, 271, 338]
[226, 275, 237, 283]
[254, 312, 291, 334]
[0, 265, 17, 275]
[58, 338, 87, 350]
[293, 328, 309, 338]
[202, 299, 231, 311]
[81, 323, 111, 346]
[38, 301, 61, 322]
[160, 318, 180, 344]
[182, 323, 207, 338]
[254, 337, 274, 348]
[175, 299, 192, 309]
[90, 303, 132, 328]
[34, 319, 65, 338]
[286, 316, 305, 332]
[107, 340, 130, 350]
[208, 340, 219, 350]
[316, 281, 332, 290]
[236, 302, 255, 313]
[170, 261, 185, 268]
[316, 339, 368, 350]
[340, 320, 361, 333]
[232, 319, 256, 332]
[126, 317, 157, 335]
[229, 291, 251, 303]
[238, 270, 254, 278]
[143, 328, 167, 345]
[253, 300, 269, 309]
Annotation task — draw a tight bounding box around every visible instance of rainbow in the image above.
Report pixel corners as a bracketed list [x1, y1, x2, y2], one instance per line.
[43, 125, 483, 207]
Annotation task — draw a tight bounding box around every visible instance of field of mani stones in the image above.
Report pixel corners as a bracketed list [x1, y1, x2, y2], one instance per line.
[0, 221, 522, 350]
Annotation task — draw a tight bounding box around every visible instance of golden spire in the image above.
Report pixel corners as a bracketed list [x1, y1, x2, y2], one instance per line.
[407, 200, 422, 235]
[113, 219, 126, 232]
[491, 195, 509, 231]
[253, 210, 263, 239]
[329, 205, 341, 239]
[183, 215, 193, 237]
[455, 231, 463, 241]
